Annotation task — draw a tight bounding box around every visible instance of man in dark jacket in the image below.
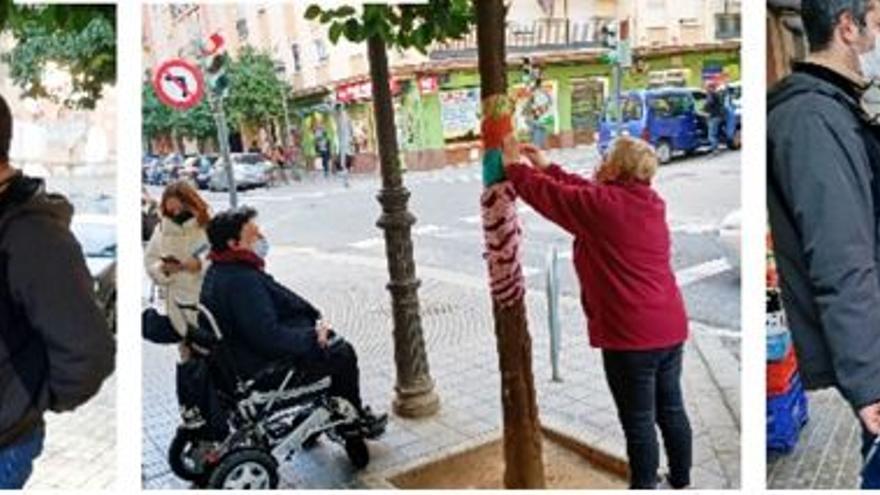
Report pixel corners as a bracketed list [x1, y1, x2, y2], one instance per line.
[200, 207, 385, 431]
[704, 82, 725, 154]
[0, 95, 115, 488]
[767, 0, 880, 487]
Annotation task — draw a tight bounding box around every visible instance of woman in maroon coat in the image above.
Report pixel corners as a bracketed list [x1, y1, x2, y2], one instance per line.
[504, 136, 691, 489]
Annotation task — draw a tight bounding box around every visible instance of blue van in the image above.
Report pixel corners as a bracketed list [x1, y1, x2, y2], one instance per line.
[597, 86, 741, 164]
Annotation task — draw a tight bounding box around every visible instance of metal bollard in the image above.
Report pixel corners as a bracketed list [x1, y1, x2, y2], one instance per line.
[546, 246, 562, 382]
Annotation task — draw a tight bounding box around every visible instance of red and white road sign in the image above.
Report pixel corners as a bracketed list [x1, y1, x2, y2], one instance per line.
[153, 59, 205, 111]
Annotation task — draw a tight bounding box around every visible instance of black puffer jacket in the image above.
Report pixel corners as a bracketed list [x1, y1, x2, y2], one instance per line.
[199, 256, 322, 379]
[0, 173, 115, 447]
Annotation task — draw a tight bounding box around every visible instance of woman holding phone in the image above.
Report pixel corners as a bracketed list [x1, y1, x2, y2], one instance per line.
[143, 181, 212, 345]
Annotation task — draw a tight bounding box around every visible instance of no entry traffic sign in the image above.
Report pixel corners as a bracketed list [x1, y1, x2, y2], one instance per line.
[153, 59, 205, 110]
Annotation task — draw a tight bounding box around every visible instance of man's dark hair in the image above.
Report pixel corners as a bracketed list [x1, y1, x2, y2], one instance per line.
[207, 206, 258, 252]
[802, 0, 875, 52]
[0, 94, 11, 164]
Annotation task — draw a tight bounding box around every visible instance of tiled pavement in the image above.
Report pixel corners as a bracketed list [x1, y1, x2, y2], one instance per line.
[26, 375, 116, 489]
[767, 389, 863, 490]
[142, 246, 740, 489]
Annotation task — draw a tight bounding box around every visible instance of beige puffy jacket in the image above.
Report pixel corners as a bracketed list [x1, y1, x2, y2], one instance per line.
[144, 216, 209, 337]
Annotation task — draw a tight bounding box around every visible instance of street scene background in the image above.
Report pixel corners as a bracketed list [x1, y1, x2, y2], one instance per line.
[143, 147, 741, 488]
[141, 0, 741, 489]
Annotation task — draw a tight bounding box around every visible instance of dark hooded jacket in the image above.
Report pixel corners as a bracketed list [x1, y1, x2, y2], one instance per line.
[768, 62, 880, 409]
[0, 173, 115, 447]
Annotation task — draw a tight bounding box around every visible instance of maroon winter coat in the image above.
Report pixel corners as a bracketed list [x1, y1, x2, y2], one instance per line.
[507, 163, 688, 350]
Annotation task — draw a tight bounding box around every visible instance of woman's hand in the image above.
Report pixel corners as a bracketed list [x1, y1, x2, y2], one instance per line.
[501, 134, 521, 167]
[316, 319, 333, 349]
[180, 257, 202, 273]
[519, 143, 550, 170]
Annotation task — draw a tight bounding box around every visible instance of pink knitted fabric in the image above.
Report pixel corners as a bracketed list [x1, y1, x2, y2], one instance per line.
[481, 181, 525, 307]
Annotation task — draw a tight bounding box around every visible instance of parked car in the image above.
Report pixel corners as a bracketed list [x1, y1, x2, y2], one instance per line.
[718, 209, 741, 273]
[598, 86, 742, 164]
[71, 214, 117, 333]
[208, 153, 271, 191]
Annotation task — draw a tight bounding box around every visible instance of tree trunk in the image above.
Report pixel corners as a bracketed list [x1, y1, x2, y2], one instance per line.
[475, 0, 546, 489]
[366, 33, 440, 418]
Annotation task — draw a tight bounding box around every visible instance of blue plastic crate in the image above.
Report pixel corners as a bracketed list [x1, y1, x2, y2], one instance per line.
[767, 375, 809, 453]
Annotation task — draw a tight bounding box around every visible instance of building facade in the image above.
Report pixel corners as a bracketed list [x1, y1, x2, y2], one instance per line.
[142, 1, 740, 170]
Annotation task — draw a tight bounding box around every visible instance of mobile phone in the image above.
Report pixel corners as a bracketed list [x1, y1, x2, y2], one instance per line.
[161, 255, 181, 264]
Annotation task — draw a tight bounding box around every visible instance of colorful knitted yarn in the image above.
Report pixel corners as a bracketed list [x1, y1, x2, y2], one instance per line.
[481, 181, 525, 307]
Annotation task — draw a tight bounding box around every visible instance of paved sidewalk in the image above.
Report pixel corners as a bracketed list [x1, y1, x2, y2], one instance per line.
[767, 389, 863, 489]
[26, 375, 116, 489]
[142, 246, 739, 489]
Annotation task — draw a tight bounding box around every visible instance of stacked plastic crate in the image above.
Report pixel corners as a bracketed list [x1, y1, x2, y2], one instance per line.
[766, 233, 809, 453]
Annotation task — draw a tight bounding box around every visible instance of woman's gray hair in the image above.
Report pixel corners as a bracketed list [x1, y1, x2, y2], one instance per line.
[802, 0, 875, 51]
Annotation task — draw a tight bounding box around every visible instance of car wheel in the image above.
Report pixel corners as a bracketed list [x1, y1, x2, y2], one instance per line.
[656, 140, 673, 164]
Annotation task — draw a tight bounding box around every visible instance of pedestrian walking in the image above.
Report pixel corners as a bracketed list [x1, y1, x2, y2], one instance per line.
[314, 125, 331, 179]
[767, 0, 880, 488]
[334, 103, 353, 188]
[705, 81, 725, 155]
[0, 94, 114, 489]
[143, 181, 211, 348]
[502, 136, 691, 489]
[525, 77, 551, 149]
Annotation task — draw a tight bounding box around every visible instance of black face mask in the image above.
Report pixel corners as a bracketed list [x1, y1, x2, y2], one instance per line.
[171, 210, 194, 225]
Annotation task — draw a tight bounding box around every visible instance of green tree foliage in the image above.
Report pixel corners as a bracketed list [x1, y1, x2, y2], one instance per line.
[142, 80, 176, 141]
[224, 46, 289, 131]
[304, 1, 474, 52]
[0, 2, 116, 109]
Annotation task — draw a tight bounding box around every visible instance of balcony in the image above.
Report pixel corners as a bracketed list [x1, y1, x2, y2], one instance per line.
[429, 18, 611, 60]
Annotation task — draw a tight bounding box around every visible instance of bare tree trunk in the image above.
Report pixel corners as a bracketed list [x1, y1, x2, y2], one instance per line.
[475, 0, 546, 488]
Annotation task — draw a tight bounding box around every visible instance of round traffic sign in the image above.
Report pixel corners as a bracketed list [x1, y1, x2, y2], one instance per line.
[153, 59, 205, 111]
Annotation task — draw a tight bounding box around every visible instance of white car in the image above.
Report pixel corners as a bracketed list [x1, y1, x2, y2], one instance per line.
[209, 153, 271, 191]
[718, 209, 741, 273]
[71, 214, 117, 333]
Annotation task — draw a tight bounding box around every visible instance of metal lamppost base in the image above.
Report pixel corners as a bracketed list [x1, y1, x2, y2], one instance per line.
[393, 378, 441, 418]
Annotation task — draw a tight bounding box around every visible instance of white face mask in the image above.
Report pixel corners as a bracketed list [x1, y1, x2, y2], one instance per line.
[859, 32, 880, 81]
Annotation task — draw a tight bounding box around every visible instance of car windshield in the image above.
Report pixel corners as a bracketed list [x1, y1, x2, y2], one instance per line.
[72, 221, 116, 258]
[604, 95, 642, 122]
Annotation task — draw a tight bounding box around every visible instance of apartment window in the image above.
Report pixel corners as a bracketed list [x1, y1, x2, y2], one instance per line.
[715, 12, 741, 40]
[236, 18, 249, 42]
[291, 43, 302, 72]
[314, 39, 329, 63]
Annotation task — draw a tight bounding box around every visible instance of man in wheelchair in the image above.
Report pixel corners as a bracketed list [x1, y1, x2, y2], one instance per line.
[200, 206, 386, 435]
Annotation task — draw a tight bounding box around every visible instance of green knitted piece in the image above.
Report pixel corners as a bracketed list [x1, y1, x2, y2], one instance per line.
[482, 148, 506, 186]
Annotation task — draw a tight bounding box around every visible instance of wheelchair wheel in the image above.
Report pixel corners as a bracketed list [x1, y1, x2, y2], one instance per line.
[168, 428, 211, 483]
[207, 449, 278, 489]
[345, 438, 369, 469]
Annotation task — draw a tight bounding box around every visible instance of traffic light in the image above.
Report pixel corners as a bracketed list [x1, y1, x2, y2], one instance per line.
[200, 33, 229, 98]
